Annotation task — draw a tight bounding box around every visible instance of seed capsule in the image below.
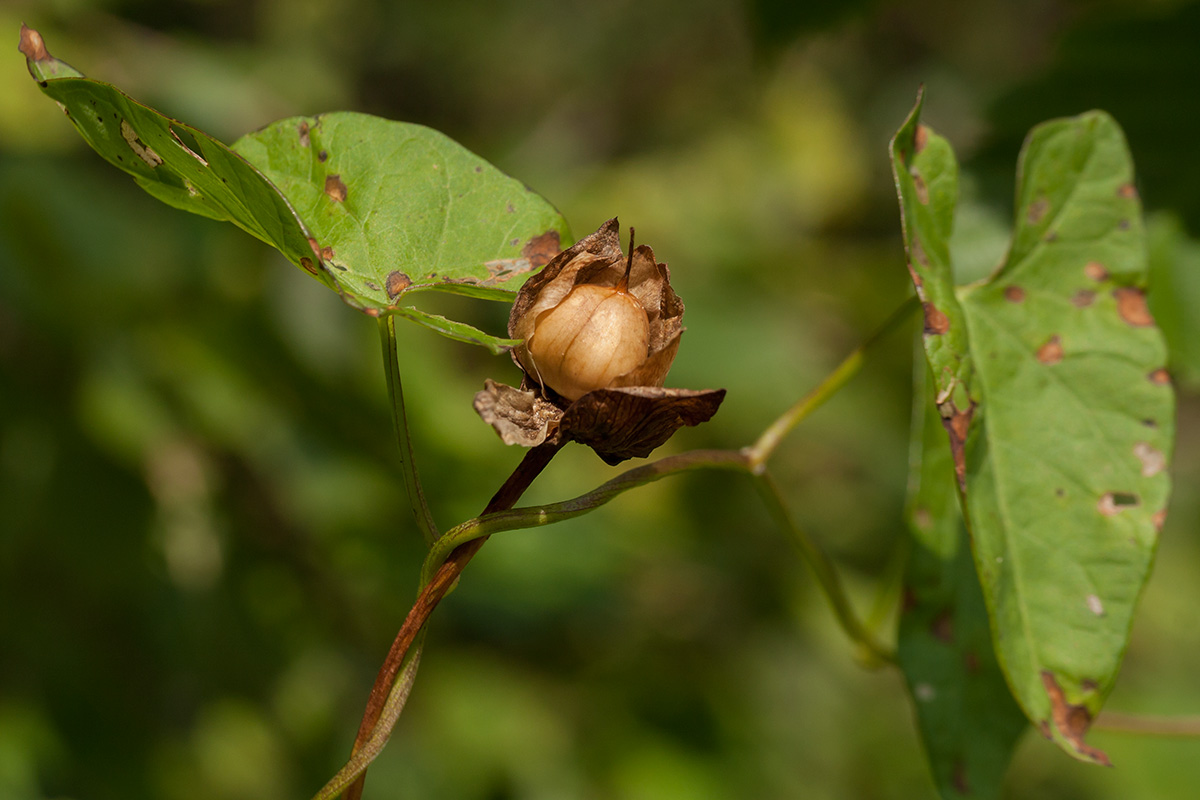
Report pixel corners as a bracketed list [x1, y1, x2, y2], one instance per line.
[525, 283, 650, 401]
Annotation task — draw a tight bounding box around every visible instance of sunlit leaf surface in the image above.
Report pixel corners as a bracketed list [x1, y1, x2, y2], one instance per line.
[20, 26, 568, 349]
[892, 92, 1173, 765]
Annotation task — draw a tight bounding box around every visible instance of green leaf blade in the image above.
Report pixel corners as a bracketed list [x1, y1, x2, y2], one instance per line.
[899, 364, 1028, 800]
[21, 29, 569, 350]
[892, 94, 1175, 766]
[231, 113, 571, 310]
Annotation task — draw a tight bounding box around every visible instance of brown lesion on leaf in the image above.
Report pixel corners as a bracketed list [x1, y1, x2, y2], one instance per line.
[1098, 491, 1140, 516]
[299, 257, 318, 275]
[910, 236, 929, 267]
[1040, 671, 1111, 766]
[385, 270, 411, 300]
[1153, 508, 1168, 531]
[1004, 285, 1025, 303]
[298, 121, 311, 147]
[911, 170, 929, 204]
[914, 124, 929, 153]
[1084, 261, 1109, 281]
[1114, 287, 1154, 327]
[1037, 335, 1063, 365]
[363, 280, 380, 292]
[522, 230, 562, 268]
[939, 400, 975, 491]
[320, 245, 335, 261]
[318, 150, 328, 163]
[324, 175, 348, 203]
[1148, 368, 1171, 386]
[931, 610, 954, 643]
[1118, 183, 1138, 199]
[1071, 289, 1095, 308]
[476, 230, 565, 287]
[923, 302, 950, 335]
[1133, 442, 1165, 477]
[307, 237, 321, 257]
[951, 760, 970, 796]
[1027, 196, 1050, 224]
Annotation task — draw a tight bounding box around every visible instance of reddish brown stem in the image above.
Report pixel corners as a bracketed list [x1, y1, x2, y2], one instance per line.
[343, 439, 564, 799]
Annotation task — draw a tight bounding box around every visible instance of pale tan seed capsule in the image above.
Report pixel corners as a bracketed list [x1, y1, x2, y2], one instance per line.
[525, 283, 650, 401]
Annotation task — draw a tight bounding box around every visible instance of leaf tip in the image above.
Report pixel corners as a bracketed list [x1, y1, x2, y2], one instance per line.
[18, 24, 48, 62]
[1040, 670, 1112, 766]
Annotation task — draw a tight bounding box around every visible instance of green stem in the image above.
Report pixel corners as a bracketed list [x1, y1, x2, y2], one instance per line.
[750, 468, 894, 666]
[340, 440, 564, 800]
[311, 635, 426, 800]
[747, 295, 918, 468]
[379, 316, 439, 544]
[1093, 712, 1200, 737]
[422, 449, 749, 583]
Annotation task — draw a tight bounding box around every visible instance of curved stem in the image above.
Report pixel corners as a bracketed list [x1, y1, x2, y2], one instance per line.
[751, 468, 894, 665]
[312, 635, 425, 800]
[379, 316, 438, 544]
[342, 439, 564, 800]
[421, 449, 749, 584]
[747, 295, 918, 468]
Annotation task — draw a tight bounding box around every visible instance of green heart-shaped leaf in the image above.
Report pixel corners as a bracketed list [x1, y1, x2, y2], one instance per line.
[232, 113, 569, 308]
[891, 90, 1174, 765]
[19, 26, 569, 350]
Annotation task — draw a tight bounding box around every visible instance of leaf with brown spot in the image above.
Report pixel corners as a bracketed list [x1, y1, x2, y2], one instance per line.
[21, 30, 570, 350]
[892, 94, 1173, 766]
[233, 112, 571, 310]
[385, 271, 411, 300]
[1041, 672, 1111, 766]
[1114, 286, 1154, 327]
[324, 174, 348, 203]
[1003, 286, 1025, 303]
[1085, 261, 1110, 281]
[19, 28, 333, 295]
[1036, 335, 1063, 364]
[924, 303, 950, 335]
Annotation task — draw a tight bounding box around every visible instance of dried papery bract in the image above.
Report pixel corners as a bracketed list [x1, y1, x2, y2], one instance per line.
[475, 218, 725, 464]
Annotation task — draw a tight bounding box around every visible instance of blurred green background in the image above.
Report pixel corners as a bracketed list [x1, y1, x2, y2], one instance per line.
[3, 0, 1200, 798]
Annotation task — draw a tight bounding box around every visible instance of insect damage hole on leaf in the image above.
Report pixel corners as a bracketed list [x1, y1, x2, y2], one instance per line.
[120, 120, 163, 168]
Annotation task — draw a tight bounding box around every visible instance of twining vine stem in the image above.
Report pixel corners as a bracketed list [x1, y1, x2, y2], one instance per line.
[321, 296, 918, 799]
[337, 435, 565, 800]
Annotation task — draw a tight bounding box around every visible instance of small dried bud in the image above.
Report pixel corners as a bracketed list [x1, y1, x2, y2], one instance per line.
[474, 218, 725, 464]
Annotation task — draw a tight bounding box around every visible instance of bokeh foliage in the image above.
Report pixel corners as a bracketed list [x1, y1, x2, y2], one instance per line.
[4, 1, 1200, 799]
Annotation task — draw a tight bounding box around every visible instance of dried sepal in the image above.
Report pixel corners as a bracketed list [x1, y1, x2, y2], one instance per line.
[559, 386, 727, 465]
[473, 378, 561, 448]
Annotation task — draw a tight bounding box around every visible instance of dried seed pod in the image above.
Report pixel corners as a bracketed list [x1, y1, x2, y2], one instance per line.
[475, 218, 725, 464]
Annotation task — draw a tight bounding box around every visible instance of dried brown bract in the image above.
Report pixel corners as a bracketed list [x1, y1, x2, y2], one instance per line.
[474, 218, 725, 464]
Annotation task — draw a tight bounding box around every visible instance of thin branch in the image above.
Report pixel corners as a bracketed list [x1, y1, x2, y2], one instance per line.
[421, 449, 750, 584]
[379, 316, 438, 544]
[747, 295, 918, 468]
[1093, 712, 1200, 737]
[750, 468, 894, 665]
